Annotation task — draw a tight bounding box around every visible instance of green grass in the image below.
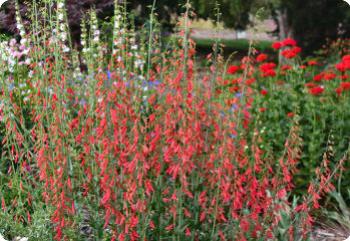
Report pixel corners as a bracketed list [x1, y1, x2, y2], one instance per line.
[193, 38, 273, 51]
[163, 36, 273, 53]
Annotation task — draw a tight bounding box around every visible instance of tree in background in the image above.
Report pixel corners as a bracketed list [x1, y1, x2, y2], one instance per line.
[191, 0, 254, 30]
[192, 0, 350, 54]
[268, 0, 350, 55]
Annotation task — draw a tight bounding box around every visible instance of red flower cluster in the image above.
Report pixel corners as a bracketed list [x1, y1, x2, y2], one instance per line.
[227, 65, 240, 75]
[272, 38, 301, 59]
[323, 72, 337, 81]
[336, 82, 350, 95]
[272, 38, 297, 50]
[336, 55, 350, 72]
[309, 86, 324, 95]
[281, 47, 301, 59]
[260, 62, 276, 77]
[313, 73, 324, 82]
[256, 53, 268, 62]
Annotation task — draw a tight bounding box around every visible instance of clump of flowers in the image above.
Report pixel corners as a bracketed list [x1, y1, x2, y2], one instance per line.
[0, 2, 348, 241]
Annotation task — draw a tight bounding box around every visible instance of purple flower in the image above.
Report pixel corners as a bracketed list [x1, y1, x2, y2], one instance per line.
[231, 104, 238, 112]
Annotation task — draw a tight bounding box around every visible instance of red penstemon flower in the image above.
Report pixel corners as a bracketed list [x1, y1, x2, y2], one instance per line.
[3, 15, 347, 241]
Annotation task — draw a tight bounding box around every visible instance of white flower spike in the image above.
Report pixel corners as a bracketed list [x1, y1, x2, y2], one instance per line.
[343, 0, 350, 6]
[0, 0, 8, 9]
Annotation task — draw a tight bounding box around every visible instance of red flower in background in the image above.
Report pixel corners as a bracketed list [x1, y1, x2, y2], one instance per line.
[309, 86, 324, 95]
[227, 65, 240, 75]
[313, 73, 324, 82]
[335, 55, 350, 72]
[287, 112, 294, 118]
[343, 55, 350, 62]
[336, 82, 350, 96]
[260, 62, 276, 70]
[308, 60, 318, 66]
[281, 47, 301, 59]
[336, 87, 343, 96]
[305, 82, 317, 88]
[323, 72, 336, 81]
[260, 89, 268, 96]
[272, 41, 282, 50]
[282, 38, 297, 47]
[281, 65, 292, 71]
[336, 62, 347, 72]
[340, 75, 349, 80]
[246, 78, 256, 85]
[256, 53, 268, 62]
[260, 62, 276, 77]
[340, 82, 350, 91]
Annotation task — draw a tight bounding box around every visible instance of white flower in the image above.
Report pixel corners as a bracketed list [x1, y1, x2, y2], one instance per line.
[343, 0, 350, 6]
[59, 24, 66, 32]
[60, 32, 67, 41]
[63, 46, 70, 53]
[25, 58, 31, 65]
[14, 237, 29, 241]
[0, 233, 8, 241]
[58, 13, 64, 21]
[57, 2, 64, 9]
[20, 38, 27, 45]
[16, 23, 23, 30]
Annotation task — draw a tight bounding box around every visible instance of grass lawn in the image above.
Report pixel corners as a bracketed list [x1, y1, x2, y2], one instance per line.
[193, 38, 273, 52]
